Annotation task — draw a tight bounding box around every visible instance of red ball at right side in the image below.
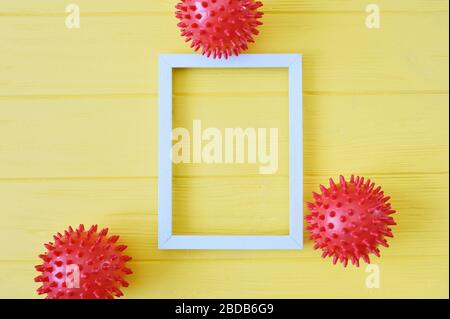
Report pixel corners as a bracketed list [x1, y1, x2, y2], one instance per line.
[305, 175, 397, 267]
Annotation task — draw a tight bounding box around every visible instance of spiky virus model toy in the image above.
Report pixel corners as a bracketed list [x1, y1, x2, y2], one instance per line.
[305, 175, 397, 267]
[175, 0, 264, 59]
[35, 225, 132, 299]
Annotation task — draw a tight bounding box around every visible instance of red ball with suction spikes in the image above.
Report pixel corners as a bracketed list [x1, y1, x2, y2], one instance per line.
[35, 225, 132, 299]
[175, 0, 264, 59]
[305, 175, 397, 267]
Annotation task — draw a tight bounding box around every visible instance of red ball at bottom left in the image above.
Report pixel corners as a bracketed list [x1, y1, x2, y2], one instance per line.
[35, 224, 132, 299]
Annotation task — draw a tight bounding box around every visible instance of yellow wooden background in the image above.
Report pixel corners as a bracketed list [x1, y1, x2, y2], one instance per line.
[0, 0, 448, 298]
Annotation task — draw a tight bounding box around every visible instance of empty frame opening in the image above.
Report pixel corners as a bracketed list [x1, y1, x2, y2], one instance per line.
[172, 68, 290, 236]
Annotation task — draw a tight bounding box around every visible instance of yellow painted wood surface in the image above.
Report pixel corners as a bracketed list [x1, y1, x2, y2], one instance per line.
[0, 0, 448, 298]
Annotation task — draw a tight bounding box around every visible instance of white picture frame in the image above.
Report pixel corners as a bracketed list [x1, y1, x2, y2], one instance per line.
[158, 54, 303, 250]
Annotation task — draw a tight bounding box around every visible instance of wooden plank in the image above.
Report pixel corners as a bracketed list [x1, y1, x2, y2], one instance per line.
[0, 94, 447, 178]
[0, 0, 448, 15]
[0, 173, 447, 261]
[0, 13, 448, 96]
[2, 256, 448, 298]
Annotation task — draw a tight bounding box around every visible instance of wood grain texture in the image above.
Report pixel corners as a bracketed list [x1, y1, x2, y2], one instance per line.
[0, 0, 448, 298]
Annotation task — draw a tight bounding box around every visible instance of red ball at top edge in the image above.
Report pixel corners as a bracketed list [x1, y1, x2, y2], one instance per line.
[305, 175, 397, 267]
[175, 0, 264, 59]
[35, 224, 132, 299]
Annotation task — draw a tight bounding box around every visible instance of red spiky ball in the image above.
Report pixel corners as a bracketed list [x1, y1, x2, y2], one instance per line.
[35, 225, 132, 299]
[306, 175, 397, 267]
[175, 0, 264, 59]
